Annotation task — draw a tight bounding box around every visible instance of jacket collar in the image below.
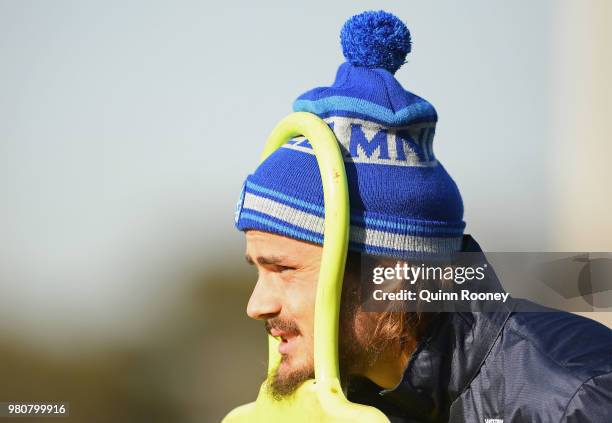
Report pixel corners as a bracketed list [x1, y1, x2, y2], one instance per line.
[348, 235, 513, 422]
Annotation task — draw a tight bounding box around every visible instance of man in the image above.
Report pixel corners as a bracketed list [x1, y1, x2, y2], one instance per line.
[234, 11, 612, 422]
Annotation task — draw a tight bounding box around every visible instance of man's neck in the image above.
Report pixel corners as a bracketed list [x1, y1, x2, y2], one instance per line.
[363, 343, 414, 390]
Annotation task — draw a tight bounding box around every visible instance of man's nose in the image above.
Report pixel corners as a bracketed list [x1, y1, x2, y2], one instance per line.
[246, 277, 281, 320]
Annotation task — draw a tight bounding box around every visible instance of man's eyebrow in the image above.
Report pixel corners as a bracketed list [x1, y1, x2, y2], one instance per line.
[244, 254, 288, 266]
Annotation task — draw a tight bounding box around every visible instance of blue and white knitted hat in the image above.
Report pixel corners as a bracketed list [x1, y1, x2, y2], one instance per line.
[235, 10, 465, 259]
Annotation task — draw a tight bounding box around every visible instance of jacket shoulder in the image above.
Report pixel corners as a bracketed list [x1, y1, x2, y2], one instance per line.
[496, 310, 612, 422]
[504, 310, 612, 380]
[457, 310, 611, 422]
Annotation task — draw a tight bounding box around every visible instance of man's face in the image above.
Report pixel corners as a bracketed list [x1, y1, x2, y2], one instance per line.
[245, 230, 376, 399]
[245, 230, 320, 397]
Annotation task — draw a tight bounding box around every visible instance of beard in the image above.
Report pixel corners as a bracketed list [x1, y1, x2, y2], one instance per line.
[265, 293, 378, 401]
[265, 318, 314, 400]
[268, 354, 315, 400]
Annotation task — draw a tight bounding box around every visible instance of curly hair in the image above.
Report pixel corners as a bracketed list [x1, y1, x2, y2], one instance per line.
[341, 251, 435, 360]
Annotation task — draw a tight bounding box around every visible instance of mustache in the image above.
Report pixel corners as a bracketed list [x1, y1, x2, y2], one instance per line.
[265, 318, 301, 336]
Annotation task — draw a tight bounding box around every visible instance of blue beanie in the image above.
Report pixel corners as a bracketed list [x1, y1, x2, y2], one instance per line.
[235, 10, 465, 259]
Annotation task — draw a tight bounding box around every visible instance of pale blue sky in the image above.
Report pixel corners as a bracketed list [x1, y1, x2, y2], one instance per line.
[0, 0, 592, 341]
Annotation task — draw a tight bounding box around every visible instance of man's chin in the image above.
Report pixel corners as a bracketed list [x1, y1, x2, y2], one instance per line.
[267, 358, 314, 401]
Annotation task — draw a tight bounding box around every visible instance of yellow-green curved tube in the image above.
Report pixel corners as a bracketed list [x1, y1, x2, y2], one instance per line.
[222, 112, 389, 423]
[260, 112, 349, 383]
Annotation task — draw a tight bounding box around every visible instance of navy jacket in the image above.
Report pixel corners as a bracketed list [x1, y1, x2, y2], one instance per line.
[348, 236, 612, 422]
